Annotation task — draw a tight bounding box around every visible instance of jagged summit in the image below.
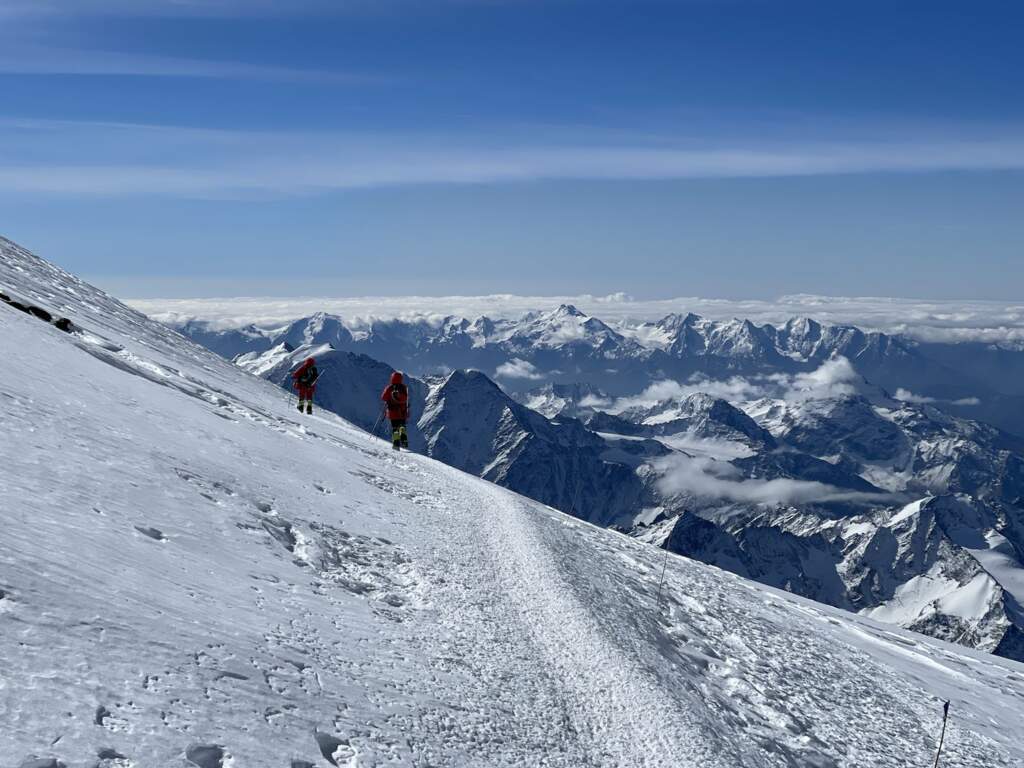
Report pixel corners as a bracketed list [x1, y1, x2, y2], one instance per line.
[553, 302, 586, 317]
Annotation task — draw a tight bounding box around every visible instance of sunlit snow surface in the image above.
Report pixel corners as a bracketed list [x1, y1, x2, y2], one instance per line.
[2, 236, 1024, 767]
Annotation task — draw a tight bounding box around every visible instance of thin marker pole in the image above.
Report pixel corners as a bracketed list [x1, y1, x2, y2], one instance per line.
[933, 700, 950, 768]
[656, 544, 670, 607]
[568, 474, 583, 518]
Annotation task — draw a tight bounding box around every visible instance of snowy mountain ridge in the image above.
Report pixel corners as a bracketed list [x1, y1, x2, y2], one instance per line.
[5, 234, 1024, 766]
[176, 304, 1024, 439]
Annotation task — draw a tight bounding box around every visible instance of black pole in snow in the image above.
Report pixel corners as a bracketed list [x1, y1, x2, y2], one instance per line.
[567, 475, 582, 518]
[656, 544, 669, 608]
[933, 700, 950, 768]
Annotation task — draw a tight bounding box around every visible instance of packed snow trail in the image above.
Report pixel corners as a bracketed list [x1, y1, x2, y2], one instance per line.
[2, 235, 1024, 766]
[474, 481, 732, 765]
[374, 452, 735, 766]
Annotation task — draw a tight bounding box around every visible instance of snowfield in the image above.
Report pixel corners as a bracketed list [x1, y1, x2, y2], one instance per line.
[2, 236, 1024, 767]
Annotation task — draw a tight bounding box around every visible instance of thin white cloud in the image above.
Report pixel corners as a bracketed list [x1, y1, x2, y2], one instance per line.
[612, 375, 766, 411]
[3, 119, 1024, 199]
[578, 393, 613, 409]
[609, 358, 862, 413]
[894, 388, 980, 407]
[4, 141, 1024, 197]
[654, 454, 894, 506]
[894, 388, 937, 404]
[494, 358, 545, 380]
[126, 295, 1024, 347]
[659, 432, 755, 460]
[0, 47, 376, 82]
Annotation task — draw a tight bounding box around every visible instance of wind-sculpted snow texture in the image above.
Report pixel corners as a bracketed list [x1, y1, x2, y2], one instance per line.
[4, 235, 1024, 765]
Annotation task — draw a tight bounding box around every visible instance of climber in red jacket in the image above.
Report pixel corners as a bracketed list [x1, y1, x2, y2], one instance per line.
[291, 357, 318, 414]
[381, 371, 410, 450]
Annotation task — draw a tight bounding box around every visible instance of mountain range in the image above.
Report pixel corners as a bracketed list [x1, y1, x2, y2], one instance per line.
[179, 306, 1024, 439]
[4, 234, 1022, 766]
[210, 310, 1024, 664]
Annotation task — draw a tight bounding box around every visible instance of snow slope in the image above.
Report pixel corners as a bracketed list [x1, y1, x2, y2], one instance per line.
[3, 235, 1024, 767]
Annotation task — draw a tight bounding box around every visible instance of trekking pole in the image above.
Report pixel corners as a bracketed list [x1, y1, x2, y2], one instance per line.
[933, 701, 950, 768]
[568, 475, 583, 517]
[371, 409, 384, 439]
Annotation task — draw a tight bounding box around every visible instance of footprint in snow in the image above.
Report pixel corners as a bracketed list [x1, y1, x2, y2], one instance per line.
[185, 744, 225, 768]
[17, 760, 67, 768]
[314, 732, 359, 767]
[96, 747, 131, 767]
[133, 525, 166, 541]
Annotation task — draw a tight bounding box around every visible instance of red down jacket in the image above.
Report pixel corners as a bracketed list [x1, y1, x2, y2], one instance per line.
[381, 371, 409, 420]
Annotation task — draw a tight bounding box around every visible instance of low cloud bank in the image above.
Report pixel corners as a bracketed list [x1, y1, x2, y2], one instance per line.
[495, 358, 544, 381]
[654, 454, 894, 507]
[894, 388, 981, 407]
[613, 376, 765, 411]
[613, 357, 862, 412]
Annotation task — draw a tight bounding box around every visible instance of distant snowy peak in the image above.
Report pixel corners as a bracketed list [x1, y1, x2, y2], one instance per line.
[496, 303, 639, 354]
[628, 311, 921, 368]
[674, 393, 778, 446]
[746, 392, 1024, 504]
[518, 381, 611, 418]
[618, 391, 769, 436]
[421, 368, 585, 460]
[845, 495, 1021, 657]
[233, 341, 298, 376]
[637, 313, 780, 360]
[278, 311, 354, 351]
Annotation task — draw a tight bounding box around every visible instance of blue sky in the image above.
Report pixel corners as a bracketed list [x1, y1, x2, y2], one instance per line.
[1, 0, 1022, 299]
